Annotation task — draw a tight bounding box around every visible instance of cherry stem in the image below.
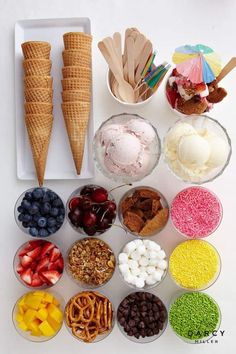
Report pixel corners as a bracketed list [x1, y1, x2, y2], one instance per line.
[109, 183, 132, 193]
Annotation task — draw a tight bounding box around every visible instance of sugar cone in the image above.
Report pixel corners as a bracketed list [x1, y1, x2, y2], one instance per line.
[62, 66, 91, 79]
[25, 102, 53, 114]
[61, 102, 90, 174]
[61, 90, 90, 102]
[25, 114, 53, 186]
[25, 88, 53, 103]
[61, 78, 91, 91]
[24, 76, 53, 89]
[21, 41, 51, 59]
[23, 59, 52, 76]
[62, 49, 91, 67]
[63, 32, 92, 50]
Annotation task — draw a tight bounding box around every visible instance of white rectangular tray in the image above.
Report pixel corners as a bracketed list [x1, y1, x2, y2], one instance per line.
[15, 17, 94, 181]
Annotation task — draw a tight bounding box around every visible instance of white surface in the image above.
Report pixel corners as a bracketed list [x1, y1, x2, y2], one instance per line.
[1, 0, 236, 353]
[15, 17, 94, 180]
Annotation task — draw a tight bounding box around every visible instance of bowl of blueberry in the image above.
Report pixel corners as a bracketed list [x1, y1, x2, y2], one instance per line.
[66, 184, 117, 236]
[15, 187, 65, 238]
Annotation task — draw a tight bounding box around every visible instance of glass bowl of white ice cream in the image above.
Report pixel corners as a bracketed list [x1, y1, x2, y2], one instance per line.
[163, 115, 232, 184]
[93, 113, 161, 183]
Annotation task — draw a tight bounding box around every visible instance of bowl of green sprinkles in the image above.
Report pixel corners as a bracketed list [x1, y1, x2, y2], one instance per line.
[169, 292, 221, 343]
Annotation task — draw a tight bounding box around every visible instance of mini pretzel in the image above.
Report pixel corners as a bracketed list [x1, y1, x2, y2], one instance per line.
[65, 291, 113, 343]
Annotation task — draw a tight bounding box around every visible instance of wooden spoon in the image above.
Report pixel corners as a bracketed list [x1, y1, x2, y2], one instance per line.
[135, 40, 153, 83]
[216, 57, 236, 83]
[126, 36, 135, 87]
[113, 32, 123, 74]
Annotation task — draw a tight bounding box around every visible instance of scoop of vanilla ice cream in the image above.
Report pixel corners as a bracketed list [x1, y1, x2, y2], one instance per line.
[99, 124, 123, 145]
[177, 134, 210, 167]
[165, 122, 197, 150]
[126, 119, 156, 144]
[106, 133, 142, 166]
[205, 134, 229, 168]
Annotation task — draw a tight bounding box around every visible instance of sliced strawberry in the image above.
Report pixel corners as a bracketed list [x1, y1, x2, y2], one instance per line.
[53, 257, 64, 271]
[40, 242, 54, 258]
[166, 87, 178, 108]
[36, 256, 49, 273]
[19, 244, 32, 257]
[21, 255, 33, 268]
[31, 273, 43, 287]
[27, 246, 42, 259]
[38, 272, 48, 284]
[16, 263, 24, 274]
[21, 268, 33, 285]
[41, 270, 60, 285]
[30, 261, 38, 271]
[29, 240, 43, 248]
[49, 247, 61, 262]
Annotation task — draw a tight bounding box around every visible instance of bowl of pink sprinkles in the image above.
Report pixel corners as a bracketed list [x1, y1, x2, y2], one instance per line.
[170, 186, 222, 238]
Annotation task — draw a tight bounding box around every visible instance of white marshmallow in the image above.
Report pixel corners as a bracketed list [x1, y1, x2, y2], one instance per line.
[146, 275, 157, 285]
[123, 241, 136, 255]
[158, 259, 168, 270]
[150, 242, 161, 252]
[149, 251, 158, 259]
[139, 256, 149, 266]
[135, 277, 145, 288]
[131, 267, 141, 276]
[143, 240, 151, 248]
[137, 244, 146, 255]
[128, 259, 139, 269]
[119, 263, 129, 275]
[130, 250, 141, 261]
[139, 271, 148, 280]
[139, 266, 147, 273]
[152, 269, 164, 282]
[134, 239, 143, 247]
[124, 273, 136, 285]
[146, 266, 156, 275]
[118, 253, 128, 264]
[148, 258, 159, 266]
[157, 250, 166, 260]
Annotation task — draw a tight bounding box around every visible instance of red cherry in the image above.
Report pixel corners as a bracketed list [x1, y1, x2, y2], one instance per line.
[69, 197, 81, 210]
[98, 217, 111, 231]
[68, 208, 83, 226]
[83, 211, 97, 227]
[104, 201, 116, 213]
[91, 188, 108, 203]
[80, 185, 95, 196]
[81, 197, 92, 211]
[83, 226, 96, 236]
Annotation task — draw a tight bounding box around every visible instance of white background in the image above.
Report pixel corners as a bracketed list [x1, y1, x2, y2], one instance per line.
[1, 0, 236, 353]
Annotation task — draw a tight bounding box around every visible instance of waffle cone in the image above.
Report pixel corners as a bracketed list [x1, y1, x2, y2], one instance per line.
[61, 90, 90, 102]
[61, 102, 90, 174]
[63, 32, 92, 50]
[61, 78, 91, 91]
[25, 114, 53, 186]
[25, 102, 53, 114]
[24, 76, 53, 89]
[25, 88, 53, 103]
[62, 66, 91, 79]
[62, 49, 91, 67]
[21, 41, 51, 59]
[23, 59, 52, 76]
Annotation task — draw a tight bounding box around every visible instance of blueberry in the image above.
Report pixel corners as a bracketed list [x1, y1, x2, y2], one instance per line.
[22, 221, 29, 228]
[28, 220, 37, 228]
[32, 188, 44, 200]
[47, 217, 56, 227]
[37, 217, 47, 228]
[59, 207, 65, 216]
[50, 207, 59, 217]
[29, 227, 39, 237]
[21, 199, 31, 210]
[39, 228, 49, 237]
[53, 198, 63, 207]
[33, 214, 41, 222]
[29, 204, 39, 215]
[17, 206, 24, 213]
[18, 213, 24, 222]
[42, 202, 51, 214]
[42, 193, 50, 203]
[23, 214, 32, 222]
[47, 191, 57, 201]
[32, 201, 41, 209]
[47, 226, 57, 235]
[25, 192, 32, 201]
[56, 214, 64, 224]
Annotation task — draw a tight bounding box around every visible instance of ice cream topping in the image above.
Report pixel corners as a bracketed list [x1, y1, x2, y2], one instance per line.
[164, 118, 230, 182]
[94, 115, 160, 182]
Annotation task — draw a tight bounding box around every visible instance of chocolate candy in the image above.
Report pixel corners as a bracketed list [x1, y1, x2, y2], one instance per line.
[117, 292, 167, 339]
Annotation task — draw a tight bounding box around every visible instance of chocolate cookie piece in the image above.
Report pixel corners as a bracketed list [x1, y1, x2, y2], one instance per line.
[139, 208, 169, 236]
[123, 211, 145, 233]
[177, 96, 208, 115]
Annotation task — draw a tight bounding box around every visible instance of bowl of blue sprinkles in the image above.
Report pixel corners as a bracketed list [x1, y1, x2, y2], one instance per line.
[14, 187, 65, 237]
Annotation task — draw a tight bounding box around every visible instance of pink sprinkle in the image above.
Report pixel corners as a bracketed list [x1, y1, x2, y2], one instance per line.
[171, 187, 222, 238]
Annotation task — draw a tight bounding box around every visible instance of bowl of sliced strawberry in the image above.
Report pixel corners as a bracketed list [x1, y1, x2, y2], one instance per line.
[14, 240, 64, 289]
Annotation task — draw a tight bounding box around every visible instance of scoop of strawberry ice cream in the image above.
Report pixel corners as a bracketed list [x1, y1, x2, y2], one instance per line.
[99, 124, 123, 146]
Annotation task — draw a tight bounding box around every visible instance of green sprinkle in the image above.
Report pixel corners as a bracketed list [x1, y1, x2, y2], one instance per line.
[169, 292, 220, 340]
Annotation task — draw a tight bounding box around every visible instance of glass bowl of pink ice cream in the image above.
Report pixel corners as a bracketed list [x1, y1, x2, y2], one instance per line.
[93, 113, 161, 183]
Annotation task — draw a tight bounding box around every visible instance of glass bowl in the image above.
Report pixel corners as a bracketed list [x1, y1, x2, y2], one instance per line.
[93, 113, 161, 183]
[170, 186, 223, 239]
[169, 291, 221, 344]
[163, 115, 232, 184]
[14, 187, 65, 238]
[118, 239, 168, 290]
[66, 184, 117, 236]
[117, 291, 168, 343]
[13, 239, 64, 289]
[118, 186, 169, 238]
[12, 290, 64, 342]
[169, 240, 221, 291]
[64, 291, 115, 343]
[66, 237, 116, 289]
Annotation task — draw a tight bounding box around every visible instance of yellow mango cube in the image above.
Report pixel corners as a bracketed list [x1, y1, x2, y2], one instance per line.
[43, 293, 54, 304]
[16, 313, 24, 323]
[18, 297, 27, 313]
[23, 309, 37, 326]
[33, 291, 45, 298]
[18, 321, 28, 331]
[47, 304, 62, 323]
[38, 320, 55, 337]
[47, 316, 61, 331]
[31, 328, 42, 337]
[25, 294, 42, 310]
[36, 308, 48, 321]
[53, 298, 60, 306]
[39, 302, 47, 309]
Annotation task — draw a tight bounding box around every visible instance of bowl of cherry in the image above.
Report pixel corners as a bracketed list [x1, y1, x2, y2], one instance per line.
[66, 184, 117, 236]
